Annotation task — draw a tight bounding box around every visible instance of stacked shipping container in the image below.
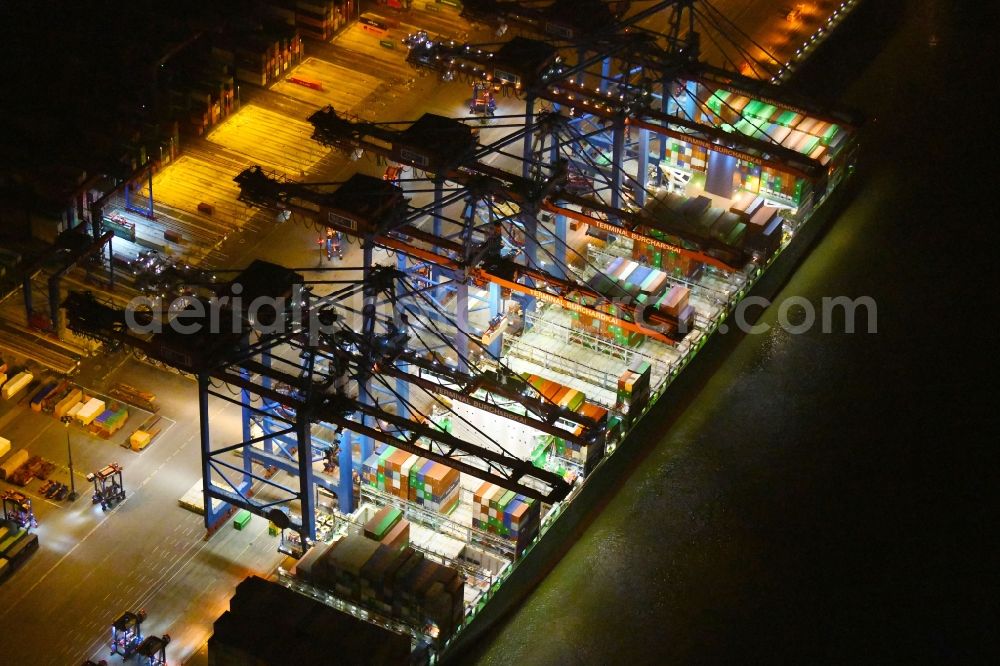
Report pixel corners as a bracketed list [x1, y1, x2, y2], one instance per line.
[208, 576, 412, 664]
[616, 359, 652, 427]
[519, 374, 608, 472]
[0, 520, 39, 582]
[704, 89, 847, 162]
[472, 482, 541, 557]
[630, 238, 699, 278]
[657, 85, 852, 206]
[297, 535, 465, 639]
[89, 404, 130, 439]
[664, 140, 708, 172]
[572, 257, 693, 347]
[362, 446, 462, 515]
[266, 1, 353, 42]
[730, 191, 784, 259]
[211, 27, 304, 90]
[363, 505, 411, 550]
[161, 39, 242, 138]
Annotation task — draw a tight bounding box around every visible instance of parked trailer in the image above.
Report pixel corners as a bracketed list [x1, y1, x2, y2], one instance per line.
[360, 14, 390, 36]
[29, 381, 58, 411]
[76, 398, 106, 425]
[38, 380, 67, 412]
[2, 372, 33, 399]
[0, 449, 28, 481]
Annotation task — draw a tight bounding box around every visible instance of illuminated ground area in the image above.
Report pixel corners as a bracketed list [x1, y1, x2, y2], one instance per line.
[93, 5, 475, 271]
[0, 361, 285, 662]
[207, 105, 332, 177]
[270, 57, 385, 110]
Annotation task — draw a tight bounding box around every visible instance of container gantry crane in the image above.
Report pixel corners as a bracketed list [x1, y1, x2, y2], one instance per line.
[402, 0, 861, 223]
[306, 104, 758, 276]
[64, 169, 617, 544]
[303, 107, 748, 352]
[237, 150, 700, 350]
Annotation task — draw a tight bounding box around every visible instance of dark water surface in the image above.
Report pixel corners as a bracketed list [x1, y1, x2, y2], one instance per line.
[473, 1, 992, 663]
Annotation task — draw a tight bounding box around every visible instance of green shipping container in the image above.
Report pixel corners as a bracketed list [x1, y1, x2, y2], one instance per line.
[0, 529, 26, 553]
[776, 110, 798, 126]
[234, 510, 252, 530]
[366, 506, 403, 540]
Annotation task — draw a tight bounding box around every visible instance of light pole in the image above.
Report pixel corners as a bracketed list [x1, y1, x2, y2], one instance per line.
[60, 416, 79, 501]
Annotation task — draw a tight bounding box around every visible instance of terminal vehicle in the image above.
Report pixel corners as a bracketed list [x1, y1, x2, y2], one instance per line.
[136, 634, 170, 665]
[110, 609, 146, 658]
[325, 229, 344, 260]
[2, 490, 36, 529]
[383, 165, 405, 184]
[469, 82, 496, 117]
[87, 463, 125, 510]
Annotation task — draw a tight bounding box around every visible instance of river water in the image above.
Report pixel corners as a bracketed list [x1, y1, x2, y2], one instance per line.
[472, 1, 991, 663]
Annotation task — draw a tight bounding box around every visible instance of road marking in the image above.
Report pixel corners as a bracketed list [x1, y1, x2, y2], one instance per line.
[20, 416, 58, 451]
[79, 524, 214, 660]
[153, 416, 178, 444]
[0, 460, 142, 619]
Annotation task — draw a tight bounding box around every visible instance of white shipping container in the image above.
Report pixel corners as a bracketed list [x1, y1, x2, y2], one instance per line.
[401, 454, 419, 482]
[2, 371, 33, 399]
[0, 448, 28, 479]
[76, 398, 106, 425]
[797, 117, 819, 135]
[66, 401, 84, 419]
[618, 260, 639, 282]
[785, 129, 806, 149]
